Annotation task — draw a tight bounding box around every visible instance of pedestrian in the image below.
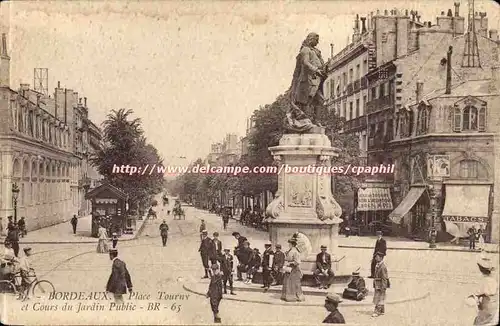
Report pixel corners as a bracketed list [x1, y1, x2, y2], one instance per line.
[206, 264, 223, 323]
[71, 215, 78, 235]
[18, 247, 33, 300]
[18, 217, 26, 237]
[111, 233, 118, 249]
[159, 220, 169, 247]
[477, 226, 485, 251]
[212, 232, 223, 264]
[468, 226, 477, 250]
[372, 252, 389, 317]
[466, 257, 498, 325]
[370, 231, 387, 278]
[6, 216, 14, 233]
[96, 223, 109, 253]
[105, 249, 133, 304]
[323, 293, 346, 323]
[7, 224, 20, 257]
[232, 232, 248, 267]
[220, 248, 236, 295]
[272, 244, 285, 286]
[246, 248, 261, 284]
[281, 236, 304, 302]
[313, 245, 335, 289]
[199, 220, 206, 241]
[199, 230, 213, 278]
[261, 242, 274, 292]
[236, 241, 252, 281]
[342, 270, 369, 301]
[0, 240, 18, 281]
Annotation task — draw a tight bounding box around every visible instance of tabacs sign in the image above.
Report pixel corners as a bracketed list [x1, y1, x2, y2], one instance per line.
[442, 216, 488, 223]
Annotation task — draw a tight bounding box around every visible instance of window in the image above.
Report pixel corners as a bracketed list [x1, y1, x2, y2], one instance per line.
[386, 119, 394, 141]
[349, 68, 353, 83]
[362, 95, 367, 115]
[363, 59, 368, 74]
[356, 64, 360, 79]
[453, 105, 486, 132]
[330, 80, 335, 99]
[28, 111, 34, 136]
[460, 160, 478, 178]
[343, 102, 347, 118]
[379, 83, 385, 97]
[343, 72, 347, 86]
[388, 78, 394, 95]
[371, 87, 377, 100]
[336, 77, 341, 97]
[416, 106, 429, 135]
[355, 99, 360, 118]
[349, 102, 353, 120]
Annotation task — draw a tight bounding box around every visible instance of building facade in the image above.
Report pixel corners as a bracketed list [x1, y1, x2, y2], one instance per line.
[0, 33, 103, 234]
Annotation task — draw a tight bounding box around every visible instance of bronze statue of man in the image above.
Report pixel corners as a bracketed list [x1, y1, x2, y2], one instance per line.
[290, 32, 326, 126]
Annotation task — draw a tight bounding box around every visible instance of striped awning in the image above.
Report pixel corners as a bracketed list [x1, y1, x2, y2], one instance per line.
[357, 187, 393, 212]
[388, 187, 426, 223]
[95, 198, 118, 204]
[443, 185, 490, 238]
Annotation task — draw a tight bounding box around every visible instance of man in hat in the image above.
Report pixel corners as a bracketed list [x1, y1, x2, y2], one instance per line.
[18, 247, 33, 299]
[467, 257, 498, 325]
[211, 232, 223, 264]
[236, 241, 252, 281]
[372, 252, 388, 317]
[199, 230, 214, 278]
[220, 248, 236, 295]
[272, 244, 285, 286]
[106, 249, 133, 304]
[323, 293, 346, 323]
[342, 270, 368, 301]
[206, 264, 223, 323]
[370, 231, 387, 278]
[111, 233, 119, 249]
[7, 216, 14, 233]
[261, 243, 274, 291]
[314, 245, 335, 289]
[199, 220, 206, 241]
[467, 225, 477, 250]
[7, 223, 20, 257]
[246, 248, 261, 284]
[232, 232, 248, 267]
[71, 214, 78, 235]
[159, 220, 169, 247]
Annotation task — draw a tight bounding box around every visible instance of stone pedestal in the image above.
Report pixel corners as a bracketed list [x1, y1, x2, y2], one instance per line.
[265, 133, 343, 270]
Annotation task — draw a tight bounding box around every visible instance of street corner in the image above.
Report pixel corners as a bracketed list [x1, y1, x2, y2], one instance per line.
[182, 279, 430, 307]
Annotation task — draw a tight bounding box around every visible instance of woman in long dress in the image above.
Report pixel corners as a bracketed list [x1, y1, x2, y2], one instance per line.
[96, 224, 109, 253]
[466, 257, 498, 325]
[281, 237, 305, 302]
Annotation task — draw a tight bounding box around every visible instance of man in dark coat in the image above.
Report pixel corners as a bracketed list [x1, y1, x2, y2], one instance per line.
[370, 231, 387, 278]
[271, 244, 285, 285]
[467, 226, 477, 250]
[106, 249, 132, 304]
[314, 245, 335, 289]
[232, 232, 248, 266]
[211, 232, 223, 264]
[206, 264, 223, 323]
[7, 224, 20, 257]
[236, 241, 252, 281]
[199, 230, 213, 278]
[7, 216, 14, 233]
[220, 249, 236, 295]
[199, 220, 206, 241]
[159, 220, 169, 247]
[261, 243, 274, 291]
[342, 271, 368, 301]
[71, 215, 78, 234]
[323, 293, 346, 323]
[246, 248, 262, 284]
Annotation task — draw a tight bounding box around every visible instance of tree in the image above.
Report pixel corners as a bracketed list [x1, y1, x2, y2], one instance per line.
[91, 109, 164, 212]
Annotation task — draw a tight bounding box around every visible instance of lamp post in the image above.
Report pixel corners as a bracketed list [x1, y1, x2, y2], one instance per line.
[12, 183, 20, 223]
[428, 186, 437, 248]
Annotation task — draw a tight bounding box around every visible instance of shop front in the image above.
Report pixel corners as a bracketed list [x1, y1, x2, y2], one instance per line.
[355, 186, 394, 235]
[388, 187, 428, 237]
[442, 184, 491, 239]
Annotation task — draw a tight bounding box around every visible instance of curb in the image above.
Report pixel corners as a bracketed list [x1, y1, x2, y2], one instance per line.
[339, 245, 500, 253]
[182, 283, 430, 307]
[16, 215, 150, 245]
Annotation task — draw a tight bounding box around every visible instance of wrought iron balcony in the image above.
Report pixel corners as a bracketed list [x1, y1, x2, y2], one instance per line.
[366, 95, 395, 114]
[343, 116, 367, 131]
[353, 80, 361, 92]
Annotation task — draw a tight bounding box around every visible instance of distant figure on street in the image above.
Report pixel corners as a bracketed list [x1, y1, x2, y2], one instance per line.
[159, 220, 169, 247]
[467, 257, 498, 325]
[7, 216, 14, 233]
[314, 245, 335, 289]
[468, 226, 477, 250]
[476, 226, 485, 251]
[199, 220, 207, 241]
[281, 236, 304, 302]
[370, 231, 387, 278]
[7, 224, 20, 257]
[246, 248, 261, 284]
[342, 270, 368, 301]
[323, 293, 346, 323]
[206, 264, 223, 323]
[106, 248, 133, 304]
[97, 224, 109, 254]
[199, 230, 213, 278]
[372, 252, 389, 317]
[111, 233, 118, 249]
[220, 249, 235, 295]
[272, 244, 285, 286]
[261, 243, 274, 292]
[71, 215, 78, 234]
[236, 241, 252, 281]
[18, 217, 27, 237]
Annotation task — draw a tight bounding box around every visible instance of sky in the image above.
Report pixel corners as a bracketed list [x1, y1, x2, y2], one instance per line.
[2, 0, 499, 165]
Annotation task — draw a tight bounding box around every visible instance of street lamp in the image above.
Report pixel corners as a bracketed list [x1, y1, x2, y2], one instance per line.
[428, 186, 437, 249]
[12, 183, 20, 223]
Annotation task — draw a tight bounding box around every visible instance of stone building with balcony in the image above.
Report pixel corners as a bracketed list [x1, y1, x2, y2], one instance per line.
[0, 33, 103, 233]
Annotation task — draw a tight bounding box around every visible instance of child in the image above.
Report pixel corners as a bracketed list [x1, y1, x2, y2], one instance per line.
[112, 233, 118, 248]
[206, 264, 223, 323]
[246, 248, 261, 284]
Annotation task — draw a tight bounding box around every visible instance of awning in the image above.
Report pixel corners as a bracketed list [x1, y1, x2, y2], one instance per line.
[357, 188, 393, 212]
[442, 185, 490, 238]
[388, 187, 426, 223]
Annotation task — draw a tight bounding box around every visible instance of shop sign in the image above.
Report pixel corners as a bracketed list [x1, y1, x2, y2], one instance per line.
[442, 215, 488, 223]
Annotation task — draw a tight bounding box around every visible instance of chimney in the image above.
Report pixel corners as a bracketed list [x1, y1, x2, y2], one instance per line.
[416, 12, 421, 22]
[355, 14, 360, 31]
[361, 17, 367, 33]
[0, 33, 10, 88]
[384, 10, 388, 16]
[416, 81, 423, 103]
[57, 81, 60, 88]
[445, 46, 453, 94]
[1, 33, 8, 57]
[489, 29, 498, 41]
[441, 11, 445, 16]
[454, 2, 460, 17]
[447, 9, 453, 17]
[84, 97, 87, 107]
[405, 9, 409, 17]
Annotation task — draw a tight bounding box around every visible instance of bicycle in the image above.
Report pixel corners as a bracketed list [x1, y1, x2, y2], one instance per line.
[0, 267, 55, 300]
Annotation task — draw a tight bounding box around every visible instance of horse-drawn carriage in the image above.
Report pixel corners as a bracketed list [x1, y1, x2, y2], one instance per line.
[172, 200, 185, 220]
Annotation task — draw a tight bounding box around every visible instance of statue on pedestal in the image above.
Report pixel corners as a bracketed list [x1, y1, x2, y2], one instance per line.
[285, 32, 327, 134]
